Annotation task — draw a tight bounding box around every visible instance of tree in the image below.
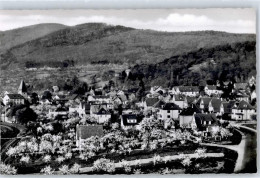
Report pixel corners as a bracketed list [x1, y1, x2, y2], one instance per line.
[30, 92, 39, 104]
[42, 90, 52, 100]
[92, 158, 115, 173]
[15, 106, 38, 124]
[0, 162, 17, 175]
[40, 166, 54, 175]
[70, 163, 81, 174]
[59, 165, 70, 175]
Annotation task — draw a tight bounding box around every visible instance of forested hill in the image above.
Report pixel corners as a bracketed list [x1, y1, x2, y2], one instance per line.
[0, 23, 67, 53]
[0, 23, 256, 70]
[130, 41, 256, 87]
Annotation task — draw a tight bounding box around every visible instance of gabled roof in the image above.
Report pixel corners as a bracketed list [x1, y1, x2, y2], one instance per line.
[90, 104, 108, 113]
[236, 100, 255, 110]
[162, 103, 181, 110]
[186, 96, 196, 105]
[196, 97, 212, 108]
[76, 125, 104, 140]
[210, 98, 222, 112]
[153, 100, 166, 109]
[97, 108, 110, 115]
[68, 94, 79, 100]
[18, 80, 27, 93]
[145, 98, 159, 107]
[6, 94, 25, 99]
[222, 101, 236, 114]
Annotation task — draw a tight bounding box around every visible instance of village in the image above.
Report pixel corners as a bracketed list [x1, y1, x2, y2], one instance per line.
[0, 71, 257, 174]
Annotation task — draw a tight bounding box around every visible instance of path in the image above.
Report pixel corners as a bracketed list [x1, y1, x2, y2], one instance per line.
[77, 152, 224, 173]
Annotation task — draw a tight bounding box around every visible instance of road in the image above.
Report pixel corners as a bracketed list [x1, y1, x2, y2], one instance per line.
[200, 125, 257, 173]
[0, 122, 27, 162]
[236, 126, 257, 173]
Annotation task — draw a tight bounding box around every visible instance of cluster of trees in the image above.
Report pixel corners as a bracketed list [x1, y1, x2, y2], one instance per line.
[7, 104, 37, 125]
[130, 41, 256, 88]
[25, 60, 75, 68]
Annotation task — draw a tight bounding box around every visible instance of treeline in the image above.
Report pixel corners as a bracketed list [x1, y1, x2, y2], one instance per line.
[25, 59, 75, 68]
[128, 41, 256, 87]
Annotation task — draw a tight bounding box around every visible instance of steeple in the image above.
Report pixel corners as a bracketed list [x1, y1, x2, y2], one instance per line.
[18, 80, 27, 95]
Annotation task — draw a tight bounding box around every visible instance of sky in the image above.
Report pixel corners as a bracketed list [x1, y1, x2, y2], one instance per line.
[0, 9, 256, 33]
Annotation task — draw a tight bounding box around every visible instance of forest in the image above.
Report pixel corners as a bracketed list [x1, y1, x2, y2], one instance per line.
[127, 41, 256, 88]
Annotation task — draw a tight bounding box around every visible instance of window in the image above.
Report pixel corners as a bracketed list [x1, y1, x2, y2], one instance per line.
[167, 110, 170, 113]
[167, 115, 170, 118]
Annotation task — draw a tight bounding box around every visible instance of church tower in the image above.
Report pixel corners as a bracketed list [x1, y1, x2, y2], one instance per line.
[18, 80, 27, 97]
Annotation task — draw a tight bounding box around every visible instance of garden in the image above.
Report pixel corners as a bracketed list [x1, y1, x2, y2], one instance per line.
[1, 115, 239, 175]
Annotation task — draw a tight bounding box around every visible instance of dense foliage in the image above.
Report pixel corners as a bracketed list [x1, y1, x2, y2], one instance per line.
[129, 41, 256, 87]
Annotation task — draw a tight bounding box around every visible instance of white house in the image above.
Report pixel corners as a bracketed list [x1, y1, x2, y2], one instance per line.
[158, 103, 182, 121]
[120, 114, 141, 130]
[179, 86, 199, 97]
[231, 100, 256, 120]
[3, 94, 25, 106]
[204, 85, 223, 96]
[92, 108, 111, 124]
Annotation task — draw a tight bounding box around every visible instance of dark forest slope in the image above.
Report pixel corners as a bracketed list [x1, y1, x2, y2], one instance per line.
[129, 41, 256, 87]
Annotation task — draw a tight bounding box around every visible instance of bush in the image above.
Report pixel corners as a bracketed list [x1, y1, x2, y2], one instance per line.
[92, 158, 115, 173]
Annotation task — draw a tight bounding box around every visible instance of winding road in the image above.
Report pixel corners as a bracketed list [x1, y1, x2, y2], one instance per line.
[200, 125, 257, 173]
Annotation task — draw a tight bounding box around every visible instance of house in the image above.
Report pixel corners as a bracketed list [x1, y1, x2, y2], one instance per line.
[194, 113, 218, 136]
[120, 114, 142, 130]
[2, 94, 25, 106]
[92, 108, 111, 124]
[220, 101, 236, 119]
[208, 98, 222, 115]
[172, 95, 187, 108]
[169, 86, 180, 95]
[231, 100, 256, 120]
[204, 85, 223, 96]
[179, 104, 201, 128]
[234, 92, 249, 102]
[179, 86, 199, 96]
[196, 97, 212, 113]
[17, 80, 28, 98]
[48, 107, 68, 119]
[76, 125, 104, 149]
[158, 103, 182, 121]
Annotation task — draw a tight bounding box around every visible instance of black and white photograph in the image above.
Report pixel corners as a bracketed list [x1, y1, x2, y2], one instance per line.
[0, 8, 257, 175]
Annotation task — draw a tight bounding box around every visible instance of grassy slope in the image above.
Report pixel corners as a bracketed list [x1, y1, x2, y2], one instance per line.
[0, 23, 256, 70]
